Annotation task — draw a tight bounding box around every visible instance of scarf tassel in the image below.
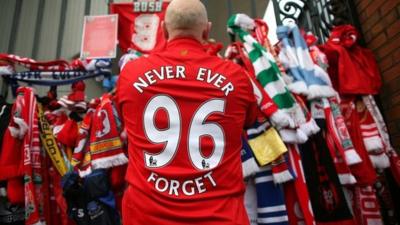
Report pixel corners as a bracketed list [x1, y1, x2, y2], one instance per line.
[369, 153, 390, 169]
[279, 129, 308, 144]
[288, 80, 308, 96]
[307, 84, 336, 100]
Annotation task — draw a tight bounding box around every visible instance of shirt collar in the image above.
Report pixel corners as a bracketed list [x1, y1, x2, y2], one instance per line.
[166, 37, 205, 51]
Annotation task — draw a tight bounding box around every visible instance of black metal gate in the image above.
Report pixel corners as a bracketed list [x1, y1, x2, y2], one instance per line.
[272, 0, 364, 44]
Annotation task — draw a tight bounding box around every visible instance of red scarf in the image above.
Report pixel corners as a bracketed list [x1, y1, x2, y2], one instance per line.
[284, 144, 315, 225]
[89, 94, 127, 169]
[340, 98, 377, 185]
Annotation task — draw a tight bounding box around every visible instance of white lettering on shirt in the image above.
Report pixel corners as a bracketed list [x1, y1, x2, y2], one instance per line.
[133, 66, 234, 96]
[147, 171, 217, 197]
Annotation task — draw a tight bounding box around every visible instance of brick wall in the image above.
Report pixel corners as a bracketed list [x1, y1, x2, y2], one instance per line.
[354, 0, 400, 148]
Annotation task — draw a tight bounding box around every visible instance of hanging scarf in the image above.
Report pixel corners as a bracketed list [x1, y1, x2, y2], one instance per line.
[37, 104, 69, 176]
[328, 97, 362, 165]
[6, 87, 44, 225]
[276, 24, 336, 100]
[244, 178, 258, 225]
[351, 186, 384, 225]
[224, 42, 295, 129]
[323, 25, 382, 95]
[299, 132, 355, 224]
[0, 54, 111, 72]
[356, 99, 390, 169]
[89, 94, 127, 169]
[253, 19, 287, 75]
[284, 144, 315, 225]
[255, 167, 289, 225]
[5, 70, 110, 86]
[227, 14, 313, 144]
[340, 98, 377, 185]
[241, 135, 261, 179]
[71, 99, 100, 177]
[310, 99, 356, 185]
[363, 95, 400, 183]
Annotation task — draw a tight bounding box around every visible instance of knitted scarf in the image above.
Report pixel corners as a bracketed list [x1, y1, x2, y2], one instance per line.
[276, 24, 336, 100]
[299, 131, 354, 224]
[356, 104, 389, 169]
[351, 186, 384, 225]
[227, 14, 315, 144]
[224, 42, 294, 129]
[5, 70, 110, 86]
[340, 98, 377, 185]
[241, 135, 261, 179]
[284, 144, 315, 225]
[0, 54, 111, 72]
[255, 167, 289, 225]
[72, 99, 100, 177]
[328, 97, 362, 166]
[89, 94, 127, 169]
[11, 87, 43, 225]
[244, 178, 258, 225]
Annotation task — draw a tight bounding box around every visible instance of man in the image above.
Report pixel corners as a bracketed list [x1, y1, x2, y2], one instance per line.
[116, 0, 258, 224]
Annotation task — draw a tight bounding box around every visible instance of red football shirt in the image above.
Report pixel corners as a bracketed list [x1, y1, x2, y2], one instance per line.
[117, 37, 258, 225]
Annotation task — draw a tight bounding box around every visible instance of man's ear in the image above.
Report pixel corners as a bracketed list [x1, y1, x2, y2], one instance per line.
[162, 21, 169, 40]
[202, 21, 212, 41]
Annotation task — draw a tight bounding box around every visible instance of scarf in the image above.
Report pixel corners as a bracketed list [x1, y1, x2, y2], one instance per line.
[89, 94, 127, 169]
[255, 167, 289, 225]
[328, 97, 362, 165]
[276, 24, 335, 100]
[356, 99, 390, 169]
[284, 144, 315, 225]
[340, 98, 377, 185]
[37, 104, 69, 176]
[323, 25, 382, 95]
[71, 99, 100, 177]
[299, 132, 354, 224]
[310, 99, 356, 185]
[244, 178, 258, 225]
[0, 54, 111, 72]
[253, 19, 287, 75]
[227, 14, 314, 144]
[5, 70, 110, 86]
[224, 42, 294, 129]
[241, 135, 261, 179]
[8, 87, 44, 225]
[351, 186, 384, 225]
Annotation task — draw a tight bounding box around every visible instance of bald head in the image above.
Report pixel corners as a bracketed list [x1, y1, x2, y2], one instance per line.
[164, 0, 210, 41]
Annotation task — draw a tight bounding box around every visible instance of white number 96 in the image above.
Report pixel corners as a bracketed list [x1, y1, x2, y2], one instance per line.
[143, 95, 226, 170]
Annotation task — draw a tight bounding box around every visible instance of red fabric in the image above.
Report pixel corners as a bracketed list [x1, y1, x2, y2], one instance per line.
[117, 37, 257, 225]
[285, 145, 315, 225]
[340, 98, 377, 185]
[56, 119, 78, 148]
[323, 25, 382, 95]
[110, 2, 169, 53]
[389, 152, 400, 186]
[352, 186, 384, 225]
[323, 100, 355, 184]
[89, 94, 127, 169]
